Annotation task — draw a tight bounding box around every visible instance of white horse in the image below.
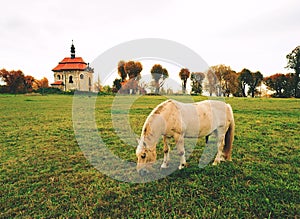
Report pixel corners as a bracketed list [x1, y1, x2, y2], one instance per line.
[136, 99, 235, 176]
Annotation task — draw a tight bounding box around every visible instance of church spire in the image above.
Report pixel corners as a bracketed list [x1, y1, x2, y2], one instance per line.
[70, 40, 75, 59]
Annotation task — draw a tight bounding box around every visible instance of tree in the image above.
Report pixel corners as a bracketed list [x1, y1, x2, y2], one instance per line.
[179, 68, 190, 94]
[264, 73, 294, 97]
[204, 68, 217, 96]
[284, 73, 296, 97]
[248, 71, 263, 98]
[209, 65, 237, 97]
[224, 71, 239, 97]
[102, 85, 112, 93]
[116, 60, 143, 94]
[24, 75, 35, 93]
[190, 72, 205, 95]
[33, 77, 49, 95]
[150, 64, 169, 94]
[124, 61, 143, 94]
[124, 61, 142, 80]
[238, 68, 252, 97]
[0, 69, 26, 94]
[38, 77, 49, 88]
[112, 78, 122, 93]
[286, 46, 300, 97]
[93, 76, 102, 93]
[118, 60, 127, 82]
[283, 73, 300, 97]
[237, 69, 263, 98]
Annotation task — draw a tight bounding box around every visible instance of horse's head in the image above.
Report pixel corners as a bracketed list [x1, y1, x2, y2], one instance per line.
[136, 139, 157, 176]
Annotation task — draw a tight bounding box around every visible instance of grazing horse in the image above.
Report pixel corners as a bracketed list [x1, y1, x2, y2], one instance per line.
[136, 99, 235, 176]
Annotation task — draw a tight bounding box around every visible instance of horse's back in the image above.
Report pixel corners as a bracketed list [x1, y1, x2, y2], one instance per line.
[151, 99, 234, 138]
[171, 100, 233, 137]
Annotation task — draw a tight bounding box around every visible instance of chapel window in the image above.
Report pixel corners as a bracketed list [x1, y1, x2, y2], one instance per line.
[69, 76, 73, 83]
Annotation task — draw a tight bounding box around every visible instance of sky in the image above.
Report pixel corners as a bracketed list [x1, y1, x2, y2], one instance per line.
[1, 0, 300, 86]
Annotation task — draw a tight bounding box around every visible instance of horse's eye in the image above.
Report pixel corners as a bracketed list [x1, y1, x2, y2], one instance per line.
[141, 153, 146, 159]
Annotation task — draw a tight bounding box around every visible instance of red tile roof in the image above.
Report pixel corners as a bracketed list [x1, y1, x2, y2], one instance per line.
[51, 81, 64, 85]
[52, 57, 87, 72]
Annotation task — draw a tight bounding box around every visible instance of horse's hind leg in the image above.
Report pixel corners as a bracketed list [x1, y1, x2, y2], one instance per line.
[161, 136, 170, 169]
[213, 130, 226, 165]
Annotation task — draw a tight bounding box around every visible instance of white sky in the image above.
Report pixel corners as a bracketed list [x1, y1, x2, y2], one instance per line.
[1, 0, 299, 86]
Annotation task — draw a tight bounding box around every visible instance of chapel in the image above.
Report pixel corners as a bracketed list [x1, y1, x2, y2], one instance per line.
[51, 41, 94, 92]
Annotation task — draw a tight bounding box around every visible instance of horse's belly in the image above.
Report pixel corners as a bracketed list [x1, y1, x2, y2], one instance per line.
[184, 129, 200, 138]
[184, 122, 211, 138]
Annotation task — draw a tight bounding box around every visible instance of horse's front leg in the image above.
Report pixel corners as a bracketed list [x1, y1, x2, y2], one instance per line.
[161, 135, 170, 169]
[175, 133, 186, 169]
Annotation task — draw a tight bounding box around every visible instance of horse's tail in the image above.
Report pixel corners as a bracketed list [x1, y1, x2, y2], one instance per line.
[223, 104, 235, 161]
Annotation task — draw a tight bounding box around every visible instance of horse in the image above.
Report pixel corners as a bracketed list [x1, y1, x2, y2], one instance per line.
[136, 99, 235, 176]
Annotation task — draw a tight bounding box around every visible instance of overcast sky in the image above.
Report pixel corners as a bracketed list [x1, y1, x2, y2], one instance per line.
[1, 0, 299, 84]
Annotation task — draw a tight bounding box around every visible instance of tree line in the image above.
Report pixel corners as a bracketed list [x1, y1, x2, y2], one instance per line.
[111, 46, 300, 98]
[1, 45, 299, 97]
[0, 69, 49, 94]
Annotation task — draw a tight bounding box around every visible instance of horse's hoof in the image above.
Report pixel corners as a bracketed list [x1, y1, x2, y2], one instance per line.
[160, 163, 169, 169]
[212, 161, 219, 166]
[220, 157, 226, 162]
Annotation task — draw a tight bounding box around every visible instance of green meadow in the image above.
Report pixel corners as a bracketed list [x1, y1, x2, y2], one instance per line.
[0, 94, 299, 218]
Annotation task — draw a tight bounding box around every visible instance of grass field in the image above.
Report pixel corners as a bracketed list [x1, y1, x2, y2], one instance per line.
[0, 94, 299, 218]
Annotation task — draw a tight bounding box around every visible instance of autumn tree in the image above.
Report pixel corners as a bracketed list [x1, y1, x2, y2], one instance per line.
[286, 46, 300, 97]
[0, 69, 26, 94]
[37, 77, 49, 88]
[179, 68, 190, 94]
[190, 72, 205, 95]
[264, 73, 294, 97]
[124, 61, 142, 94]
[33, 77, 49, 95]
[225, 71, 239, 97]
[116, 60, 143, 94]
[150, 64, 169, 94]
[24, 75, 35, 93]
[0, 68, 45, 94]
[124, 61, 142, 80]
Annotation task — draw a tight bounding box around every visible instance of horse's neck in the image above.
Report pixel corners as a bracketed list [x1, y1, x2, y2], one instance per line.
[143, 116, 164, 148]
